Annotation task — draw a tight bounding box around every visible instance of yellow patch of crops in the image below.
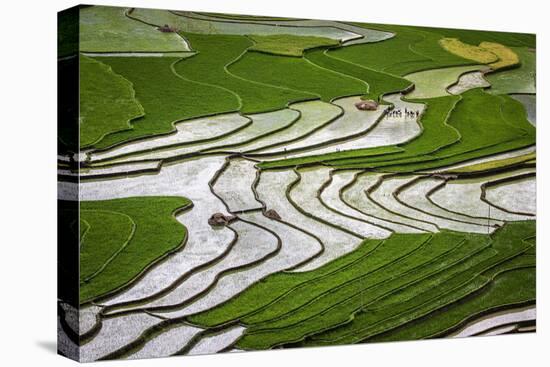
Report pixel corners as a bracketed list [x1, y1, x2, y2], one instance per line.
[440, 38, 498, 64]
[440, 38, 520, 70]
[480, 41, 520, 69]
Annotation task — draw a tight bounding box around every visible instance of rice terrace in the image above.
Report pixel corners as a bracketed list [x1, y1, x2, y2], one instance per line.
[57, 5, 536, 362]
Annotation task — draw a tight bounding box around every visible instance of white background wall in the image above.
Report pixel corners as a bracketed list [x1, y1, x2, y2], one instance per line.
[0, 0, 546, 365]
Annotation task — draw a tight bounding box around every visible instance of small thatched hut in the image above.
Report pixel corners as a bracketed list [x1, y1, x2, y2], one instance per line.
[354, 100, 378, 111]
[265, 209, 282, 220]
[158, 24, 177, 33]
[208, 213, 236, 227]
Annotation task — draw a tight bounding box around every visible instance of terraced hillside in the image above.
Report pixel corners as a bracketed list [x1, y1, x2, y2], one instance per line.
[58, 5, 536, 362]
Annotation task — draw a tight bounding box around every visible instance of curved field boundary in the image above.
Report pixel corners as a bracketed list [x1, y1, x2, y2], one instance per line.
[97, 319, 198, 361]
[89, 159, 246, 330]
[79, 55, 145, 149]
[403, 65, 485, 100]
[249, 167, 326, 271]
[81, 201, 193, 306]
[427, 166, 536, 221]
[401, 175, 503, 228]
[444, 152, 536, 175]
[366, 239, 493, 312]
[79, 209, 137, 284]
[79, 7, 190, 53]
[170, 11, 363, 43]
[303, 244, 495, 346]
[311, 91, 534, 173]
[239, 235, 436, 332]
[419, 246, 536, 340]
[211, 158, 264, 212]
[112, 156, 291, 312]
[201, 111, 301, 154]
[247, 98, 392, 162]
[236, 234, 493, 349]
[83, 10, 242, 153]
[133, 217, 282, 315]
[187, 325, 245, 355]
[239, 103, 344, 155]
[307, 234, 534, 345]
[335, 93, 462, 165]
[58, 302, 79, 345]
[90, 107, 304, 168]
[185, 236, 418, 333]
[339, 171, 428, 232]
[99, 159, 284, 352]
[80, 305, 105, 345]
[172, 324, 241, 356]
[86, 57, 238, 154]
[124, 322, 202, 360]
[327, 23, 478, 77]
[366, 174, 439, 231]
[424, 271, 535, 339]
[58, 161, 162, 182]
[372, 135, 534, 173]
[90, 114, 252, 164]
[188, 12, 396, 47]
[184, 239, 388, 329]
[77, 218, 90, 243]
[188, 219, 532, 344]
[325, 277, 490, 344]
[290, 167, 389, 238]
[258, 92, 460, 170]
[287, 167, 364, 239]
[318, 169, 394, 234]
[450, 305, 535, 337]
[99, 226, 239, 317]
[272, 93, 424, 162]
[304, 47, 407, 101]
[446, 69, 491, 95]
[194, 12, 306, 22]
[424, 145, 535, 175]
[392, 176, 498, 230]
[244, 234, 464, 329]
[480, 172, 536, 217]
[88, 29, 408, 173]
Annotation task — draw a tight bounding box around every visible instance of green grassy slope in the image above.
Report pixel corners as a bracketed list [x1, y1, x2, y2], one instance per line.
[79, 210, 135, 282]
[343, 90, 535, 172]
[416, 26, 535, 49]
[259, 95, 461, 169]
[249, 34, 339, 57]
[187, 222, 534, 349]
[328, 24, 475, 77]
[90, 56, 238, 150]
[79, 56, 144, 148]
[304, 48, 411, 101]
[303, 223, 535, 345]
[369, 264, 534, 342]
[175, 33, 316, 113]
[77, 196, 191, 304]
[80, 6, 188, 52]
[260, 89, 535, 172]
[229, 51, 367, 101]
[487, 47, 536, 95]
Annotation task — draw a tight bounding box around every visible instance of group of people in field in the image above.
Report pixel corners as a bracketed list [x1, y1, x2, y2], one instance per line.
[386, 107, 420, 119]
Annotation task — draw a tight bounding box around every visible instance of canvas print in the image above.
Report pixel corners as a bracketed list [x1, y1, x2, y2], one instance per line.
[57, 4, 536, 362]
